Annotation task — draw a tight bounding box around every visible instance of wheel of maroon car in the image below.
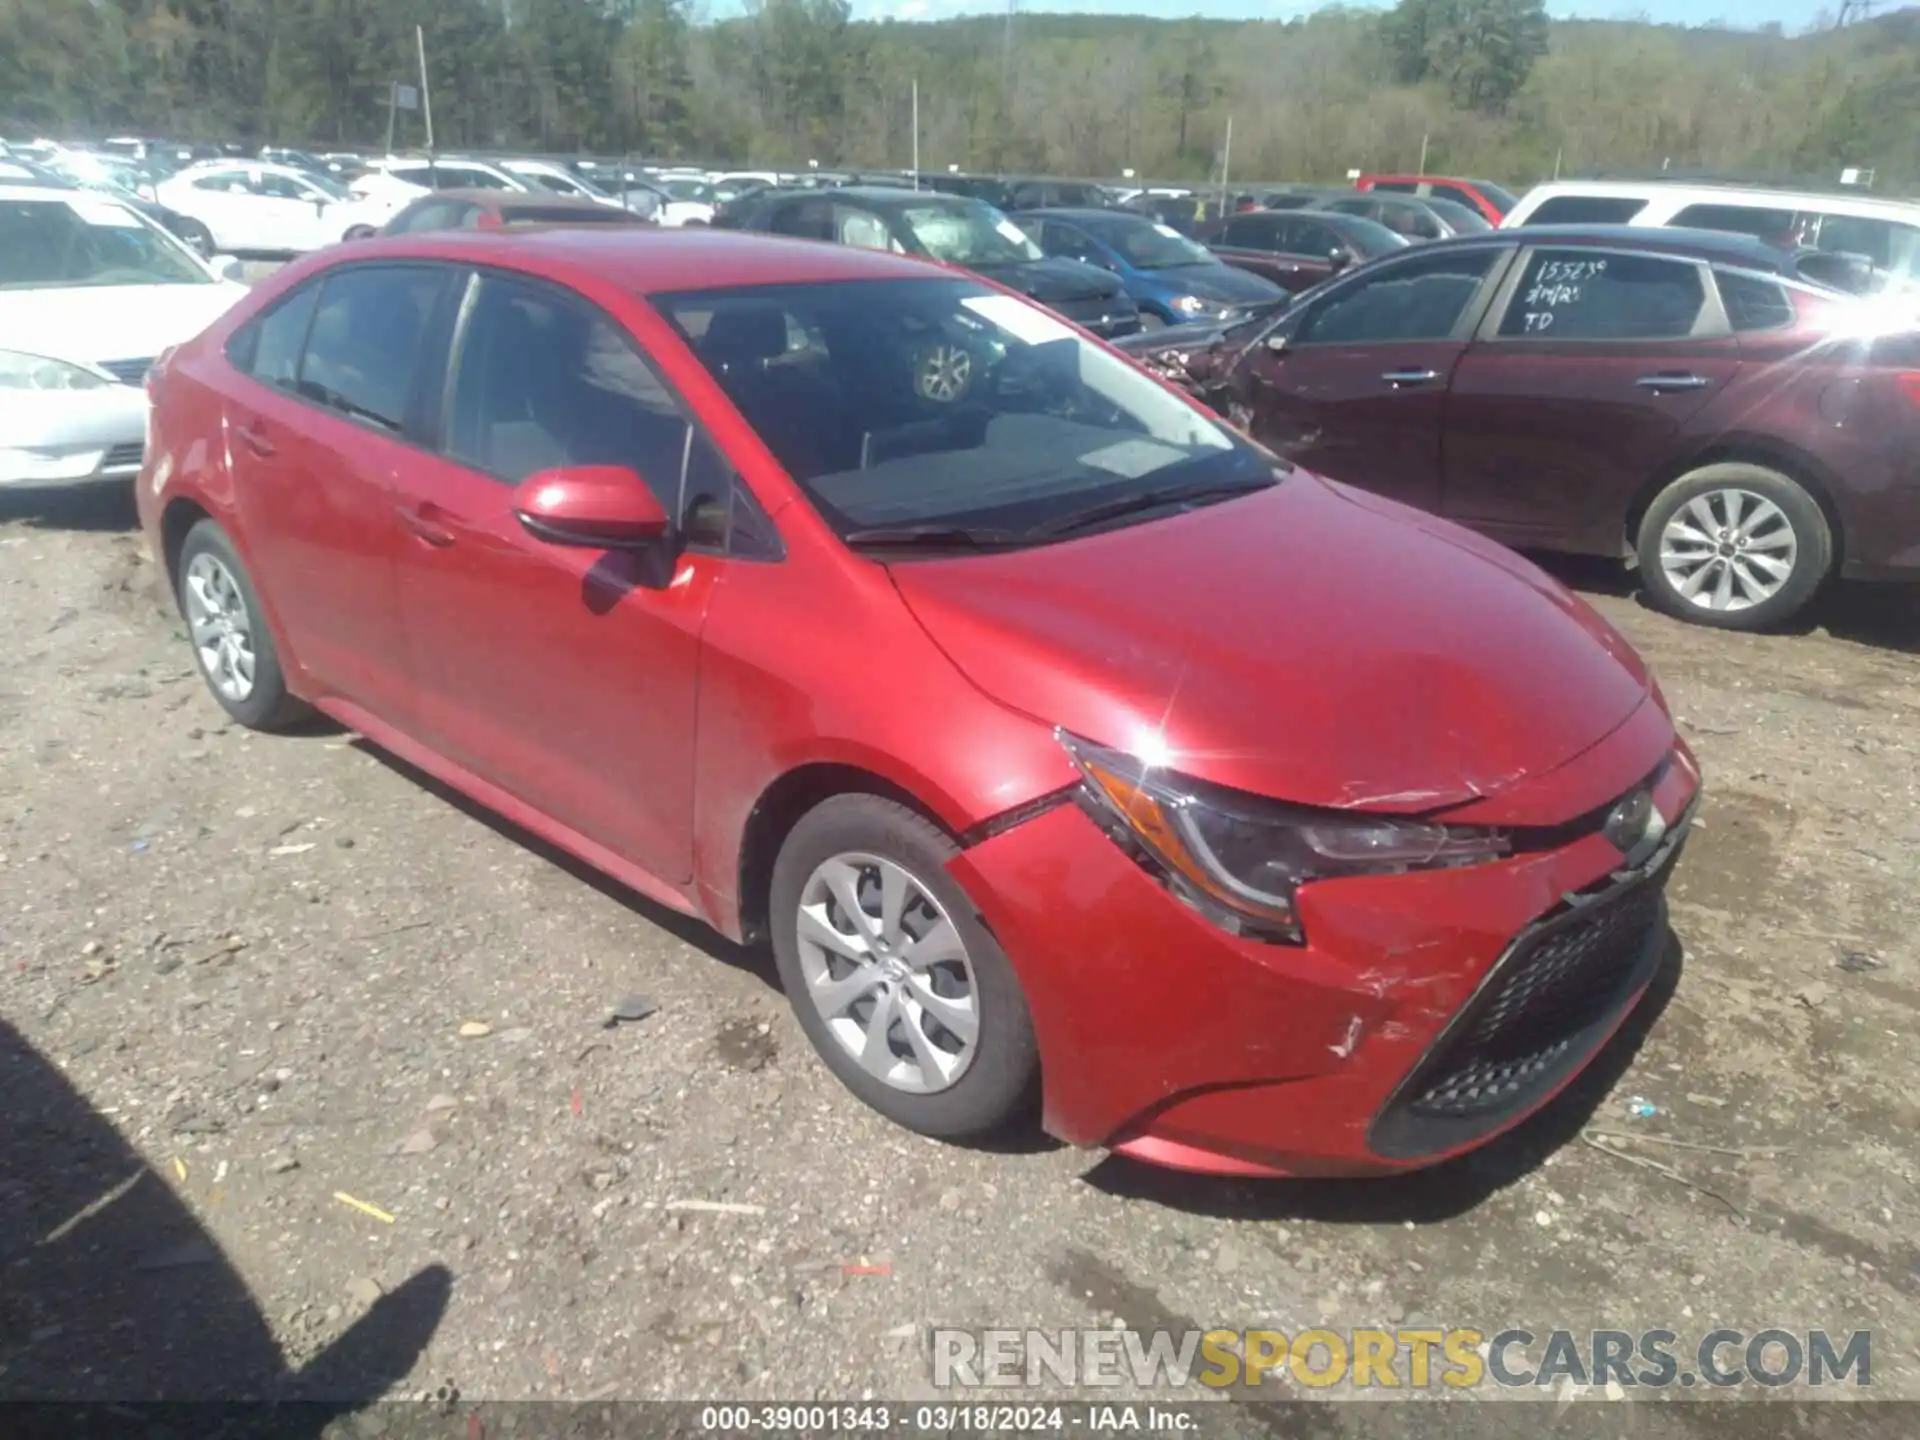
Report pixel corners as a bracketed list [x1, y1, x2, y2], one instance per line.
[768, 794, 1039, 1138]
[175, 519, 311, 731]
[1636, 462, 1832, 631]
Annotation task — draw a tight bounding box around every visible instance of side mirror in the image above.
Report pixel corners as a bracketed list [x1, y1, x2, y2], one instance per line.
[1265, 331, 1291, 355]
[216, 256, 245, 282]
[1328, 250, 1354, 274]
[513, 466, 669, 549]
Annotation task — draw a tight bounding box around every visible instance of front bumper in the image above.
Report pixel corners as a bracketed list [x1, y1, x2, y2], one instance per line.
[948, 741, 1699, 1178]
[0, 386, 148, 486]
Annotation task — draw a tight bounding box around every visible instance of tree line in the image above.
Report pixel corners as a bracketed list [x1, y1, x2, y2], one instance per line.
[3, 0, 1918, 189]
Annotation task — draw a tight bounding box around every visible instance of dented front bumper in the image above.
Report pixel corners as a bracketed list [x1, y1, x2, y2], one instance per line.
[946, 738, 1700, 1178]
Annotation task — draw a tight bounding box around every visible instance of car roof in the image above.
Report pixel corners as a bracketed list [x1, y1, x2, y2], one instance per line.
[337, 226, 947, 292]
[1521, 178, 1920, 218]
[1452, 223, 1797, 268]
[414, 188, 612, 212]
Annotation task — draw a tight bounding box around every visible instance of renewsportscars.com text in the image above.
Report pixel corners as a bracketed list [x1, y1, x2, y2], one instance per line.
[932, 1327, 1871, 1391]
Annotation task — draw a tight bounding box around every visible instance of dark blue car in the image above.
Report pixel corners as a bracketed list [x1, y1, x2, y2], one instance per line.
[1013, 206, 1286, 329]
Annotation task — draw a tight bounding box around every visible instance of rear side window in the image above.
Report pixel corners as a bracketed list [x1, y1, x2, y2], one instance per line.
[297, 266, 449, 432]
[1370, 181, 1418, 195]
[1221, 214, 1279, 249]
[1298, 248, 1500, 345]
[1715, 269, 1796, 332]
[1671, 203, 1799, 246]
[228, 283, 321, 389]
[1523, 195, 1650, 226]
[1498, 249, 1706, 340]
[445, 274, 690, 511]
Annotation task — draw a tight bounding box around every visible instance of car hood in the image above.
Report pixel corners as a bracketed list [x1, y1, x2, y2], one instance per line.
[887, 473, 1652, 813]
[0, 282, 247, 365]
[972, 256, 1120, 305]
[1148, 262, 1283, 306]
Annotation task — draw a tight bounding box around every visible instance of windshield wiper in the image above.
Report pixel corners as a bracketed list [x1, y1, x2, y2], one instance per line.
[1026, 475, 1280, 540]
[842, 523, 1030, 551]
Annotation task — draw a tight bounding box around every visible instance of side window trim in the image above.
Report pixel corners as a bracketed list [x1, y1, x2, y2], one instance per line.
[440, 264, 775, 560]
[1475, 246, 1727, 344]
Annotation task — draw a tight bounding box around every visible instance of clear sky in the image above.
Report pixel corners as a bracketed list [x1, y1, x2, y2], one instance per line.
[851, 1, 1838, 31]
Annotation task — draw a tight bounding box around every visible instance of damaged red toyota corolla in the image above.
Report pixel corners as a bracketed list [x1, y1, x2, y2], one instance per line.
[137, 228, 1700, 1178]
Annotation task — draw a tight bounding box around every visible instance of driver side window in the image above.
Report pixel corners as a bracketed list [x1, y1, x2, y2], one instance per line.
[1294, 249, 1500, 346]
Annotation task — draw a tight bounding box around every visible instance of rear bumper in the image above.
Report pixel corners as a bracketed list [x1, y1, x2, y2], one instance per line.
[947, 742, 1698, 1178]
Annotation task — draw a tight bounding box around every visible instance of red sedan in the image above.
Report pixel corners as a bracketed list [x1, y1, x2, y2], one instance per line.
[136, 228, 1699, 1179]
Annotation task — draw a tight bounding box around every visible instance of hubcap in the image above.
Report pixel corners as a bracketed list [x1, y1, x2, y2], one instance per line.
[795, 853, 979, 1094]
[183, 552, 258, 703]
[1658, 488, 1798, 612]
[915, 344, 972, 404]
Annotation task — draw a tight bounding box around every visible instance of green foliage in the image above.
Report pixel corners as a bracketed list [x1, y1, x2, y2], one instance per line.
[1, 0, 1916, 191]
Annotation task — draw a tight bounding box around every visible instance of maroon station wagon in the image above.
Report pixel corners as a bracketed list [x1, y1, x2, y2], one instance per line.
[1121, 225, 1920, 629]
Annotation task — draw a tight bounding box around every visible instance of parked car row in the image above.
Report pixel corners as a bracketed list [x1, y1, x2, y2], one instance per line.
[1119, 223, 1920, 630]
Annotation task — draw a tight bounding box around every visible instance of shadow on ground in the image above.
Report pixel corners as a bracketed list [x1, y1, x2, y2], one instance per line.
[1080, 935, 1685, 1224]
[0, 484, 140, 533]
[0, 1018, 450, 1418]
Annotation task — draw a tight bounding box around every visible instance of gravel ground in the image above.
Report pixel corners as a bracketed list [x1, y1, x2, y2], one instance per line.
[2, 484, 1917, 1427]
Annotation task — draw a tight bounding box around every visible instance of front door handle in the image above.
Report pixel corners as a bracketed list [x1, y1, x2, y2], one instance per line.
[1637, 373, 1713, 392]
[397, 503, 456, 548]
[236, 423, 274, 458]
[1382, 369, 1440, 386]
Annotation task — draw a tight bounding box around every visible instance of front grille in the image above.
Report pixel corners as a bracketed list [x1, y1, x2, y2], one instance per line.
[101, 442, 146, 471]
[99, 357, 154, 386]
[1369, 876, 1669, 1160]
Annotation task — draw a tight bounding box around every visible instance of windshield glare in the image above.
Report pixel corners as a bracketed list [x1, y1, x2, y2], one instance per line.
[901, 201, 1044, 266]
[655, 277, 1267, 541]
[1091, 216, 1213, 270]
[0, 196, 210, 288]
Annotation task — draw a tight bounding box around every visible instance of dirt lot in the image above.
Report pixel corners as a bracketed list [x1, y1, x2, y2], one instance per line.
[2, 483, 1917, 1426]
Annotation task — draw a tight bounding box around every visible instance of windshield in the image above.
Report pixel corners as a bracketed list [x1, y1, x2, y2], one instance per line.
[655, 277, 1270, 542]
[1085, 215, 1213, 270]
[661, 177, 715, 203]
[899, 201, 1043, 267]
[1472, 181, 1519, 215]
[0, 196, 210, 289]
[1426, 197, 1492, 232]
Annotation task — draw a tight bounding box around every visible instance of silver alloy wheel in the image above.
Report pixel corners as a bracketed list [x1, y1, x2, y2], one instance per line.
[795, 852, 979, 1094]
[183, 552, 258, 703]
[915, 344, 972, 403]
[1658, 487, 1799, 612]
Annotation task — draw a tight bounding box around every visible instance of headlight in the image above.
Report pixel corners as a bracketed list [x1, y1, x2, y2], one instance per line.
[0, 350, 111, 391]
[1060, 731, 1510, 943]
[1169, 295, 1209, 316]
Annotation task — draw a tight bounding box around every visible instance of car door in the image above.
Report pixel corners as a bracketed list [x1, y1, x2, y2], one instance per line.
[1234, 244, 1511, 512]
[388, 269, 723, 883]
[1441, 246, 1746, 552]
[181, 168, 256, 250]
[222, 264, 454, 722]
[253, 169, 330, 249]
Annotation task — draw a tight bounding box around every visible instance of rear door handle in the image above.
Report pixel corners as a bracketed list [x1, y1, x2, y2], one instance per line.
[1382, 369, 1440, 386]
[397, 503, 456, 548]
[1636, 373, 1713, 392]
[236, 423, 274, 458]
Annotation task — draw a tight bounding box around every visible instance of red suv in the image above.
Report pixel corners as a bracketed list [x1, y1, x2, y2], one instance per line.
[137, 228, 1698, 1179]
[1121, 225, 1920, 630]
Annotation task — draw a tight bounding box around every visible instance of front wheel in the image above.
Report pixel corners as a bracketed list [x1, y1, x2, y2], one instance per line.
[769, 795, 1039, 1139]
[174, 218, 215, 258]
[1636, 462, 1832, 630]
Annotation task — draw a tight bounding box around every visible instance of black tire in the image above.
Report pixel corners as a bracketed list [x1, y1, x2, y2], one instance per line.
[175, 519, 311, 731]
[342, 224, 377, 242]
[1635, 462, 1832, 631]
[174, 218, 215, 258]
[769, 794, 1040, 1139]
[1138, 312, 1167, 332]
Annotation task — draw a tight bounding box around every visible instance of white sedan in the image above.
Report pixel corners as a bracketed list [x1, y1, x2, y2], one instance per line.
[155, 161, 395, 255]
[0, 187, 248, 487]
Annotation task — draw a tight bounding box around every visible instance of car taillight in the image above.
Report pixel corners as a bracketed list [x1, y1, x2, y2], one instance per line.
[1898, 373, 1920, 408]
